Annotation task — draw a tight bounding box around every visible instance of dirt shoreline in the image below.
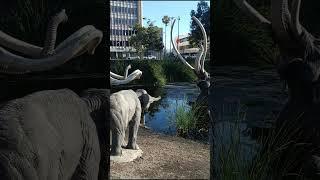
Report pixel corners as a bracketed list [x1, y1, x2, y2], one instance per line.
[110, 127, 210, 179]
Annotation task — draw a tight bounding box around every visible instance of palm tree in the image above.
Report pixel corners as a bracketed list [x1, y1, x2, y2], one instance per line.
[162, 15, 170, 57]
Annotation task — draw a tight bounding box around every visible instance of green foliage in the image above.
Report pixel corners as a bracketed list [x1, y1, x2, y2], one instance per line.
[161, 15, 170, 26]
[170, 98, 203, 137]
[146, 25, 164, 52]
[0, 0, 106, 75]
[110, 60, 197, 87]
[162, 15, 170, 53]
[129, 23, 164, 59]
[162, 60, 197, 82]
[190, 0, 210, 46]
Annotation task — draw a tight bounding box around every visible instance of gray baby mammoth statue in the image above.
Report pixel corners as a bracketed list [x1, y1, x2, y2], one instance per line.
[110, 89, 161, 156]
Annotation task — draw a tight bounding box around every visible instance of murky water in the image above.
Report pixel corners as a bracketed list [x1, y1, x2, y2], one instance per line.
[144, 83, 200, 135]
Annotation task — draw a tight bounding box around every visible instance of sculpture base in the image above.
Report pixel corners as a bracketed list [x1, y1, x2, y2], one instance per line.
[110, 148, 143, 163]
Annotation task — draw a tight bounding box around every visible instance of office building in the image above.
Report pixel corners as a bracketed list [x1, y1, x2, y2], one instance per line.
[110, 0, 142, 59]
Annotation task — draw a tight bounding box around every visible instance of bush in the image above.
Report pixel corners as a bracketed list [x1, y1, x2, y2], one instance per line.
[169, 99, 198, 136]
[168, 97, 208, 140]
[110, 60, 198, 87]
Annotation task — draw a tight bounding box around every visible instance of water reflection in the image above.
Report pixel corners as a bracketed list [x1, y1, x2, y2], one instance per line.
[111, 83, 200, 135]
[144, 83, 200, 135]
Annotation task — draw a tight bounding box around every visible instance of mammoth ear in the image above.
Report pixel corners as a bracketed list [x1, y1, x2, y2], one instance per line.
[138, 94, 150, 110]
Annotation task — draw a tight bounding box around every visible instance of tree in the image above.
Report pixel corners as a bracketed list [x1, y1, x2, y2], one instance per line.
[190, 0, 210, 46]
[129, 24, 147, 59]
[129, 22, 164, 60]
[162, 15, 170, 55]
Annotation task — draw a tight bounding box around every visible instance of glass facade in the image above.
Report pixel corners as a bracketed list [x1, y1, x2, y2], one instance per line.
[110, 0, 142, 59]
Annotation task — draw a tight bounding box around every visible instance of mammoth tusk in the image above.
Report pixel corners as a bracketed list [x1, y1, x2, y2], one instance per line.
[151, 96, 161, 102]
[233, 0, 271, 26]
[290, 0, 314, 47]
[191, 16, 208, 73]
[41, 9, 68, 57]
[170, 19, 195, 70]
[110, 69, 142, 85]
[110, 64, 134, 80]
[195, 44, 204, 73]
[0, 31, 43, 58]
[124, 64, 132, 79]
[0, 26, 103, 74]
[291, 0, 302, 36]
[110, 72, 125, 80]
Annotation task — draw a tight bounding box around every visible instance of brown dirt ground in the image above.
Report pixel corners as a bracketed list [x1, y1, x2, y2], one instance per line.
[110, 127, 210, 179]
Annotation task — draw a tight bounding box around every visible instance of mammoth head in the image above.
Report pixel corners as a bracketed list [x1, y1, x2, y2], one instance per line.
[135, 89, 161, 111]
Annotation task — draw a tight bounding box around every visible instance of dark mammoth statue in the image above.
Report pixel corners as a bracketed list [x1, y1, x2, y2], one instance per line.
[0, 88, 109, 180]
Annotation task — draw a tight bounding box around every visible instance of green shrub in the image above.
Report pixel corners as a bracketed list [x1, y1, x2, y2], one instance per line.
[162, 60, 197, 83]
[110, 59, 198, 87]
[169, 98, 205, 137]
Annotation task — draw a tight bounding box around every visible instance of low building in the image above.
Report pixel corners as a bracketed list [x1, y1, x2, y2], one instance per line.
[173, 34, 210, 60]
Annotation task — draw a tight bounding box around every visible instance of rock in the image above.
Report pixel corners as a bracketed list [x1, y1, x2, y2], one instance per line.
[110, 148, 143, 163]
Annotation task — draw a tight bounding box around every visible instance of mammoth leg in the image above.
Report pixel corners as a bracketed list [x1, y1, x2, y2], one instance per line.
[110, 111, 125, 156]
[126, 114, 140, 150]
[71, 134, 100, 180]
[111, 130, 123, 156]
[140, 110, 146, 126]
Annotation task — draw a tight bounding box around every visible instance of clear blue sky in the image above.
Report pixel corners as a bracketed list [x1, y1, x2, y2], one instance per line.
[142, 1, 210, 51]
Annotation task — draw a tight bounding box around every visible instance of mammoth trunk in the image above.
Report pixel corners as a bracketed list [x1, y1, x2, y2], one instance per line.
[41, 10, 68, 57]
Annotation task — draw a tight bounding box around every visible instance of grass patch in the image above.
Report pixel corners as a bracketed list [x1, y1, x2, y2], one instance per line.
[169, 98, 206, 138]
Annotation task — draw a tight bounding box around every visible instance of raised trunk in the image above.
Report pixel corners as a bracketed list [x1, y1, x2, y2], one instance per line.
[41, 9, 68, 57]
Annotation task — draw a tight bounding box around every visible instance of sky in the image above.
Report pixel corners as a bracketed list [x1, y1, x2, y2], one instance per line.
[142, 1, 210, 51]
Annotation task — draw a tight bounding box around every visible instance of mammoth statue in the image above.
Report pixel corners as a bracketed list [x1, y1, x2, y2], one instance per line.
[232, 0, 320, 178]
[0, 88, 110, 180]
[110, 64, 143, 86]
[110, 89, 161, 156]
[0, 9, 102, 74]
[171, 16, 212, 179]
[171, 16, 210, 105]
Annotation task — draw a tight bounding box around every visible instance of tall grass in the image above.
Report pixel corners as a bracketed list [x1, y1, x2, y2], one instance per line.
[169, 98, 206, 138]
[215, 103, 309, 180]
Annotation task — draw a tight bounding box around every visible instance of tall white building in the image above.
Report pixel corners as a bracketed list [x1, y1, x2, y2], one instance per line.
[110, 0, 142, 59]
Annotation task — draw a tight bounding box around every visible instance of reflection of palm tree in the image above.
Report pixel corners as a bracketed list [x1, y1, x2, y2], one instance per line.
[162, 15, 170, 56]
